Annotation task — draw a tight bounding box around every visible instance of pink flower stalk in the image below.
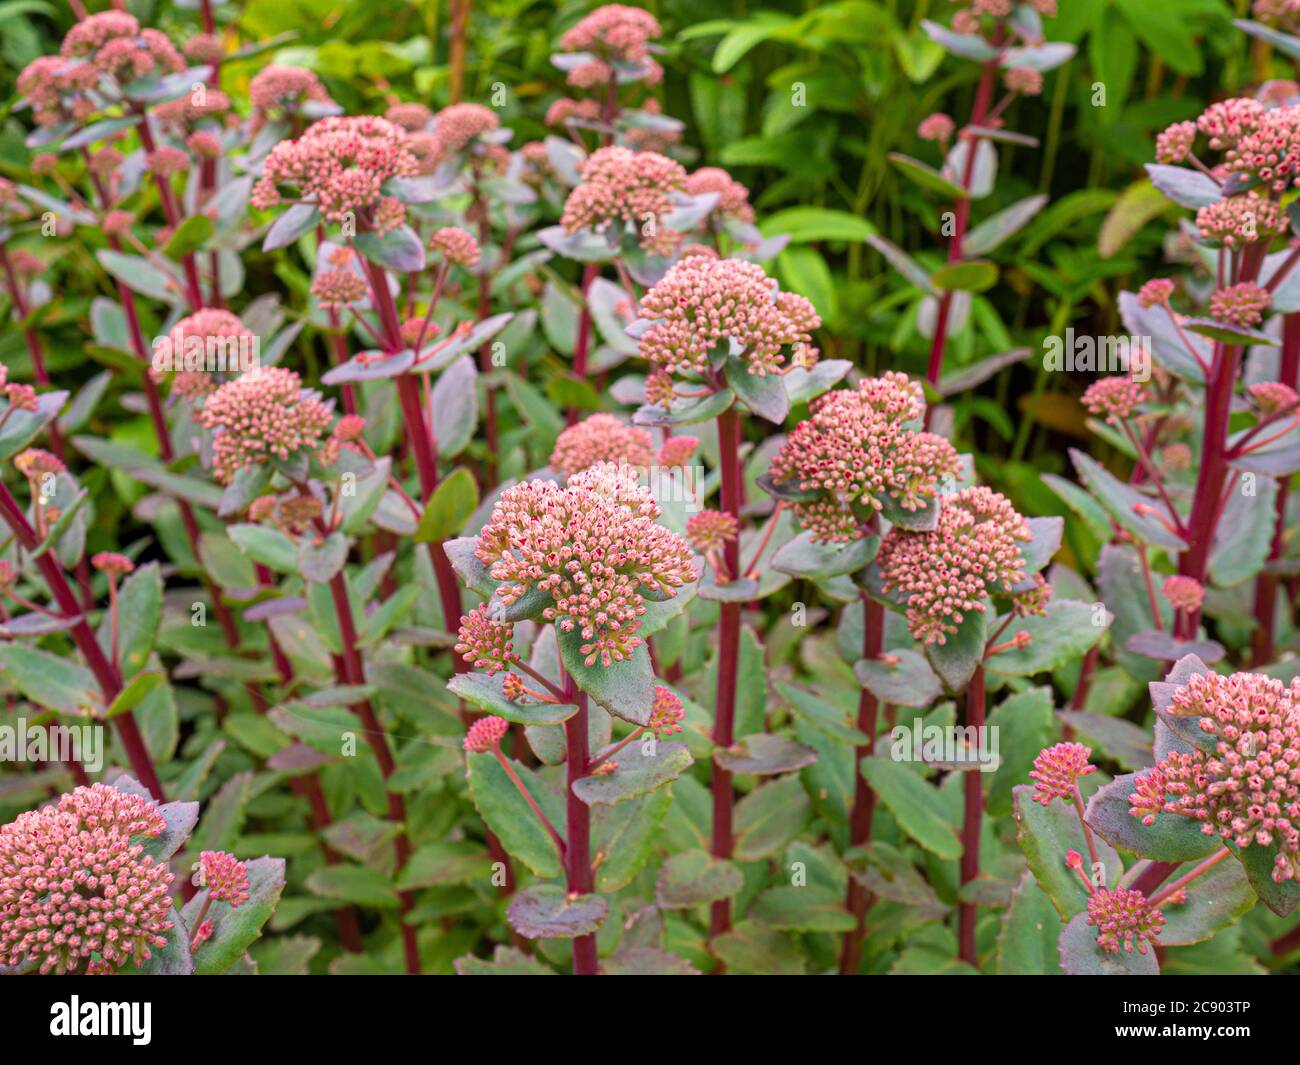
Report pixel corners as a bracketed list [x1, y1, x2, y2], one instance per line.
[917, 113, 955, 143]
[464, 715, 510, 754]
[550, 413, 654, 476]
[637, 255, 821, 378]
[1138, 278, 1175, 308]
[191, 919, 214, 949]
[1162, 575, 1204, 613]
[769, 373, 962, 542]
[685, 167, 754, 223]
[1209, 281, 1271, 328]
[454, 604, 516, 674]
[1028, 742, 1096, 806]
[561, 146, 687, 249]
[249, 65, 335, 114]
[0, 784, 174, 975]
[91, 552, 135, 577]
[252, 116, 418, 233]
[1128, 671, 1300, 882]
[199, 366, 333, 483]
[432, 103, 500, 157]
[1011, 572, 1052, 618]
[877, 486, 1031, 644]
[1087, 887, 1165, 955]
[657, 435, 699, 466]
[474, 462, 696, 666]
[385, 102, 432, 132]
[199, 851, 250, 907]
[1155, 121, 1197, 164]
[430, 226, 481, 267]
[686, 509, 738, 554]
[1196, 195, 1284, 247]
[1081, 376, 1148, 421]
[648, 686, 686, 738]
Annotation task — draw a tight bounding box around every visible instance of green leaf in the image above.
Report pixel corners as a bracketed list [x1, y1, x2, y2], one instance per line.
[727, 357, 790, 424]
[1014, 784, 1123, 919]
[771, 530, 878, 579]
[396, 841, 493, 890]
[734, 774, 812, 861]
[924, 609, 987, 691]
[751, 885, 856, 933]
[854, 650, 941, 710]
[507, 884, 607, 939]
[1071, 448, 1187, 549]
[103, 561, 162, 678]
[986, 600, 1109, 677]
[105, 671, 165, 719]
[129, 908, 194, 975]
[556, 629, 655, 727]
[931, 259, 998, 293]
[633, 388, 735, 427]
[655, 848, 744, 909]
[962, 195, 1048, 257]
[185, 857, 285, 975]
[888, 152, 966, 198]
[777, 682, 869, 746]
[162, 214, 213, 259]
[96, 250, 184, 303]
[228, 524, 299, 574]
[0, 644, 98, 715]
[1085, 773, 1222, 863]
[466, 751, 565, 878]
[303, 864, 400, 909]
[861, 756, 961, 860]
[714, 734, 817, 776]
[572, 741, 693, 805]
[986, 686, 1056, 818]
[760, 207, 876, 243]
[296, 532, 349, 584]
[711, 920, 805, 975]
[356, 584, 421, 647]
[414, 468, 478, 543]
[594, 789, 672, 893]
[710, 13, 793, 73]
[446, 672, 578, 726]
[996, 871, 1063, 975]
[354, 225, 425, 273]
[1157, 857, 1255, 946]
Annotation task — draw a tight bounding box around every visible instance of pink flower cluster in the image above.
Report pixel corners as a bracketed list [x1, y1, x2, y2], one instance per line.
[1209, 281, 1271, 328]
[561, 146, 686, 249]
[386, 102, 432, 132]
[917, 113, 955, 143]
[474, 463, 696, 666]
[455, 604, 516, 674]
[1223, 103, 1300, 192]
[60, 12, 183, 87]
[1162, 575, 1204, 613]
[559, 4, 662, 84]
[1081, 376, 1148, 421]
[311, 267, 369, 310]
[1250, 380, 1300, 415]
[877, 486, 1031, 644]
[152, 308, 254, 402]
[252, 116, 418, 233]
[1128, 671, 1300, 882]
[685, 167, 754, 223]
[768, 373, 962, 542]
[550, 413, 654, 476]
[1255, 0, 1300, 31]
[464, 715, 510, 754]
[1086, 887, 1165, 955]
[648, 687, 686, 738]
[430, 226, 481, 267]
[1138, 278, 1175, 308]
[199, 367, 333, 483]
[546, 98, 600, 127]
[1155, 121, 1197, 164]
[432, 103, 500, 158]
[685, 509, 738, 555]
[199, 851, 250, 907]
[1196, 194, 1283, 248]
[1028, 742, 1096, 805]
[0, 784, 174, 975]
[637, 255, 820, 378]
[249, 65, 335, 113]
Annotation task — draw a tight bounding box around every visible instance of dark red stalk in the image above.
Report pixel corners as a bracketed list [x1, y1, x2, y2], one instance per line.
[0, 480, 163, 799]
[563, 683, 597, 975]
[132, 111, 204, 312]
[325, 568, 420, 973]
[958, 665, 985, 966]
[567, 263, 600, 427]
[708, 404, 744, 945]
[472, 192, 500, 483]
[839, 595, 885, 975]
[1251, 311, 1300, 664]
[925, 55, 1000, 387]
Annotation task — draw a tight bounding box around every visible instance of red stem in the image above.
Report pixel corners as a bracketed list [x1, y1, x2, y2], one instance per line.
[709, 405, 744, 947]
[133, 113, 204, 312]
[563, 685, 598, 975]
[568, 264, 600, 427]
[958, 665, 985, 966]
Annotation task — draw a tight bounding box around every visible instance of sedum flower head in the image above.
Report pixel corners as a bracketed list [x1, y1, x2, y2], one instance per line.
[1162, 575, 1204, 613]
[474, 462, 696, 666]
[685, 509, 737, 554]
[918, 113, 955, 143]
[561, 146, 686, 248]
[546, 98, 600, 127]
[61, 12, 183, 87]
[1087, 887, 1164, 955]
[455, 604, 516, 674]
[91, 552, 134, 577]
[199, 851, 250, 907]
[1222, 103, 1300, 192]
[249, 65, 334, 113]
[550, 414, 654, 476]
[657, 435, 699, 467]
[1196, 194, 1284, 247]
[1250, 380, 1300, 415]
[464, 715, 509, 754]
[877, 486, 1031, 645]
[386, 102, 432, 132]
[432, 103, 500, 157]
[1138, 278, 1175, 308]
[1128, 671, 1300, 882]
[1155, 120, 1197, 164]
[430, 226, 481, 267]
[561, 5, 661, 61]
[768, 373, 962, 542]
[311, 267, 369, 310]
[252, 116, 418, 233]
[156, 309, 253, 401]
[1028, 742, 1096, 805]
[1210, 281, 1271, 328]
[684, 167, 754, 223]
[648, 687, 686, 738]
[0, 784, 174, 975]
[1082, 376, 1148, 421]
[199, 367, 333, 483]
[637, 255, 820, 378]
